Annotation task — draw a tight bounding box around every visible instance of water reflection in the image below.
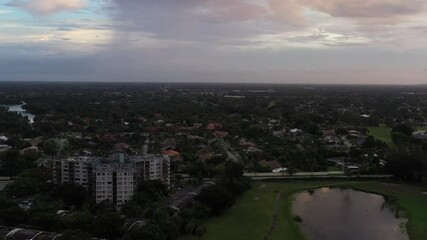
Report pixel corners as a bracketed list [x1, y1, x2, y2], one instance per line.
[292, 188, 408, 240]
[3, 102, 35, 124]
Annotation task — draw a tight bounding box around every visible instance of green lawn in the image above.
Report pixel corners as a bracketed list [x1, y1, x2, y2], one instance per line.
[327, 166, 342, 172]
[367, 126, 394, 146]
[194, 180, 427, 240]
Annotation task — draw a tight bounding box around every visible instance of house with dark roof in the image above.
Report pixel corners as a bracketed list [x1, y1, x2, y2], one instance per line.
[167, 179, 219, 212]
[0, 226, 105, 240]
[0, 226, 61, 240]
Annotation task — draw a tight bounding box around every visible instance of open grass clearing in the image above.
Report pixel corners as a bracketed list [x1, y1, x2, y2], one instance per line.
[366, 126, 394, 147]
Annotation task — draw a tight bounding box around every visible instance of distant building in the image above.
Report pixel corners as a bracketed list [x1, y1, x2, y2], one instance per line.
[323, 129, 337, 137]
[412, 130, 427, 139]
[259, 160, 281, 170]
[213, 131, 229, 138]
[344, 165, 360, 176]
[0, 135, 8, 142]
[272, 167, 288, 173]
[133, 154, 171, 187]
[290, 128, 302, 134]
[197, 147, 214, 162]
[206, 122, 222, 130]
[53, 152, 169, 207]
[161, 149, 181, 161]
[53, 156, 98, 191]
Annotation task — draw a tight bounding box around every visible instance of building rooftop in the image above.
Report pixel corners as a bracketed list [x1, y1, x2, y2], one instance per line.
[131, 154, 170, 163]
[56, 156, 101, 163]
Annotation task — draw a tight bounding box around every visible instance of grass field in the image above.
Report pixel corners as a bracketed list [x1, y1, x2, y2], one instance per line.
[327, 166, 342, 172]
[367, 126, 394, 146]
[193, 180, 427, 240]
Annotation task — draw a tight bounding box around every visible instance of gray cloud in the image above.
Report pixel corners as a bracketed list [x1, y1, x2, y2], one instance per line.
[110, 0, 309, 43]
[301, 0, 426, 24]
[9, 0, 86, 16]
[2, 0, 427, 84]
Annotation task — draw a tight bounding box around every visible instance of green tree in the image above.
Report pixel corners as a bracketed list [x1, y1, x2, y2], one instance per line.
[63, 211, 93, 231]
[0, 206, 27, 226]
[197, 185, 234, 215]
[42, 140, 59, 156]
[3, 168, 52, 197]
[90, 212, 123, 239]
[133, 180, 168, 208]
[30, 212, 63, 232]
[194, 224, 206, 239]
[386, 147, 426, 181]
[120, 201, 144, 218]
[391, 132, 411, 145]
[392, 124, 414, 136]
[58, 230, 91, 240]
[54, 183, 89, 209]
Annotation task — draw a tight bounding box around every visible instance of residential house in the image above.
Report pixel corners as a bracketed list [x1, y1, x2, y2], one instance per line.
[206, 122, 222, 130]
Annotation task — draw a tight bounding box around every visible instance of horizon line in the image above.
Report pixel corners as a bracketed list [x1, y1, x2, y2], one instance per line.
[0, 80, 426, 87]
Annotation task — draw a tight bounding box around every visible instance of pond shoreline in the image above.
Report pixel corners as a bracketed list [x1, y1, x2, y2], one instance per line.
[1, 102, 35, 124]
[182, 180, 427, 240]
[282, 181, 426, 240]
[291, 186, 409, 240]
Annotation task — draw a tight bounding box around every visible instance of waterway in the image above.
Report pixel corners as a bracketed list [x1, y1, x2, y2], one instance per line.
[3, 102, 35, 124]
[292, 187, 409, 240]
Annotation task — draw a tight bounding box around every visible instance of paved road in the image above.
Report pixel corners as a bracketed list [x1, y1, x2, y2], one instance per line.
[0, 181, 12, 191]
[245, 171, 344, 177]
[218, 139, 240, 162]
[244, 172, 393, 180]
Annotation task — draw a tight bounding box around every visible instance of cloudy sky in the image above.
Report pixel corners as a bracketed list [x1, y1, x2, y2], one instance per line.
[1, 0, 427, 84]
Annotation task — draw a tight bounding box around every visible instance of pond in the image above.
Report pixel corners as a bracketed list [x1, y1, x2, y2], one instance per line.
[292, 188, 409, 240]
[3, 102, 35, 124]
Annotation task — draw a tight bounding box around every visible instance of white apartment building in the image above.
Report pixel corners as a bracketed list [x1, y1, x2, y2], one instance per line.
[53, 157, 97, 191]
[94, 160, 136, 207]
[133, 154, 171, 187]
[53, 152, 168, 208]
